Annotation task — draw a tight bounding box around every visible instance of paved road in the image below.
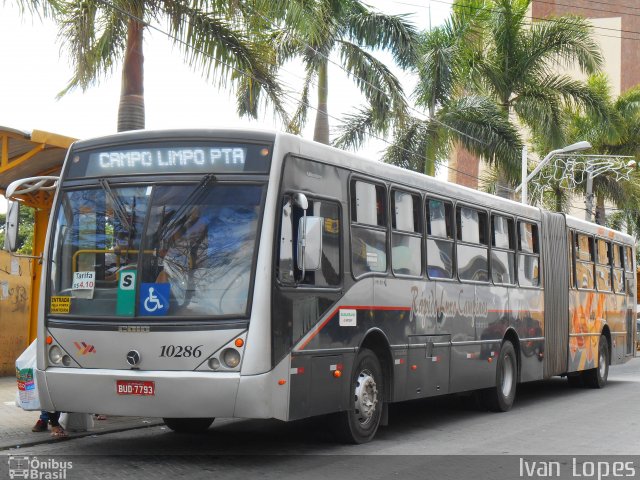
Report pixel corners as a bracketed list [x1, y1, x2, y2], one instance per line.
[2, 358, 639, 479]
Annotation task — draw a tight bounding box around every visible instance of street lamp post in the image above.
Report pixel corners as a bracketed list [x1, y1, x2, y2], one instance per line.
[515, 141, 592, 205]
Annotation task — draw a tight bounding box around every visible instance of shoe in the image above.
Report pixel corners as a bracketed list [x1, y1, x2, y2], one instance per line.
[50, 425, 67, 438]
[32, 420, 48, 432]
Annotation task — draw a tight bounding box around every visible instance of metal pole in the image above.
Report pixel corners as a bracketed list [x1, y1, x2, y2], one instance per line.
[521, 146, 528, 204]
[585, 165, 594, 222]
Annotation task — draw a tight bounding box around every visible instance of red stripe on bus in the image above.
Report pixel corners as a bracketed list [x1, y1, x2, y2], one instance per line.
[297, 305, 411, 351]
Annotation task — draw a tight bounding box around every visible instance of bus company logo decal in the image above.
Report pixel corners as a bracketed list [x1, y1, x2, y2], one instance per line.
[410, 286, 488, 329]
[8, 455, 73, 479]
[519, 458, 636, 479]
[73, 341, 96, 355]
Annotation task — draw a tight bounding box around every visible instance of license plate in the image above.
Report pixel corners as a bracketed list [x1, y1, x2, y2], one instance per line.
[116, 380, 155, 396]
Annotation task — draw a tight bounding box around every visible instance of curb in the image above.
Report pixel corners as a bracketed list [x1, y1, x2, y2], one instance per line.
[0, 420, 164, 452]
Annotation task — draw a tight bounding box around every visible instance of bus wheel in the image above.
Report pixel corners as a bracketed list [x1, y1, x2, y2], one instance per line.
[163, 418, 215, 433]
[483, 340, 517, 412]
[332, 348, 384, 444]
[584, 335, 609, 389]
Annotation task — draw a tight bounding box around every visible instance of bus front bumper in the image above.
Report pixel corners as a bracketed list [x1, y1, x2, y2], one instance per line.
[36, 368, 241, 419]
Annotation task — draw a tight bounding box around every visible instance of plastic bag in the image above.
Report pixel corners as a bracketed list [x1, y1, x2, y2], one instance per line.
[15, 340, 41, 411]
[60, 412, 94, 432]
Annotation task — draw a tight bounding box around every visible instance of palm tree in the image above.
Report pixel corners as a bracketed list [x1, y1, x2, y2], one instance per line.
[254, 0, 418, 145]
[26, 0, 286, 132]
[469, 0, 605, 148]
[551, 74, 640, 224]
[335, 9, 524, 181]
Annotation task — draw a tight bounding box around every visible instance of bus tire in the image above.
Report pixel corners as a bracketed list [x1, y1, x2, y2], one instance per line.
[332, 348, 384, 444]
[483, 340, 517, 412]
[584, 335, 609, 389]
[163, 417, 215, 433]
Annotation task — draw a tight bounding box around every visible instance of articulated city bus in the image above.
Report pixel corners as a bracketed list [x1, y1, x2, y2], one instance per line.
[6, 129, 636, 443]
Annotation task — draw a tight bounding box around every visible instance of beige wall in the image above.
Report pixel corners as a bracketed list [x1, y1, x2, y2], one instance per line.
[0, 252, 33, 376]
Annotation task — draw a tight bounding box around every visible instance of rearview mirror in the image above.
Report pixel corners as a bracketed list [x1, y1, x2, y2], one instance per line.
[297, 216, 323, 274]
[3, 200, 19, 252]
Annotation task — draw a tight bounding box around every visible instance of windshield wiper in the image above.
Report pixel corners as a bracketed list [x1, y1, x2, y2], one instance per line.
[99, 179, 133, 232]
[160, 174, 216, 239]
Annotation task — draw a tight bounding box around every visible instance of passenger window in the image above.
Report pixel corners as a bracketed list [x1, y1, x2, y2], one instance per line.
[391, 190, 422, 276]
[595, 239, 612, 292]
[351, 180, 387, 277]
[517, 221, 540, 287]
[624, 246, 633, 272]
[426, 198, 454, 279]
[352, 181, 386, 227]
[277, 195, 341, 287]
[491, 214, 515, 285]
[575, 234, 594, 290]
[612, 244, 625, 294]
[457, 206, 488, 282]
[568, 231, 575, 289]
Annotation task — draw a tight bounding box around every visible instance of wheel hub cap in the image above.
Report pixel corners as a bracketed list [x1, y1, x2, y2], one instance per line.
[354, 369, 378, 426]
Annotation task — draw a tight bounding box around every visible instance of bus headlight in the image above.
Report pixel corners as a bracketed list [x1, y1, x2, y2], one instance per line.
[208, 357, 221, 370]
[61, 355, 72, 367]
[48, 346, 63, 365]
[222, 348, 241, 368]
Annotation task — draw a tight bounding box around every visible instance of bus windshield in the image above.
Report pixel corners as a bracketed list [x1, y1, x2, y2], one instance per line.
[49, 182, 265, 318]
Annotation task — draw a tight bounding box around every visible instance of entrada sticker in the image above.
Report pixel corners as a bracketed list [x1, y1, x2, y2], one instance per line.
[139, 283, 170, 316]
[50, 296, 71, 314]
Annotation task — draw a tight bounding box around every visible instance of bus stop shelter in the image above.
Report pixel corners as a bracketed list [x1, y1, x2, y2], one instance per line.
[0, 126, 75, 375]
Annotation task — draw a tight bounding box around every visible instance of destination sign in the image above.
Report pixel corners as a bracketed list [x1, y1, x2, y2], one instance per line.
[67, 142, 272, 178]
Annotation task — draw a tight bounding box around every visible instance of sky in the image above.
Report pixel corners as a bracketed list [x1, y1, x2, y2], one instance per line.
[0, 1, 452, 213]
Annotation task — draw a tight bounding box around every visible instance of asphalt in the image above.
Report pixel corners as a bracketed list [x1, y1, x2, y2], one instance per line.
[0, 376, 162, 450]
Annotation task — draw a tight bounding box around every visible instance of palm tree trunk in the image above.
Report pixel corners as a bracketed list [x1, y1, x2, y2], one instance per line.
[118, 18, 145, 132]
[313, 60, 330, 145]
[424, 104, 436, 176]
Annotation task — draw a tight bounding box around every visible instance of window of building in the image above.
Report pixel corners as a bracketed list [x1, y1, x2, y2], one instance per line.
[456, 206, 488, 282]
[491, 214, 515, 285]
[391, 190, 422, 276]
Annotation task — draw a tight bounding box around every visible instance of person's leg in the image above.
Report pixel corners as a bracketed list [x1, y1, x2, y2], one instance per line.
[50, 412, 67, 438]
[32, 411, 49, 432]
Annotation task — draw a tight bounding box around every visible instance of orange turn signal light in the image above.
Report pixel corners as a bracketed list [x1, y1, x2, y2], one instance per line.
[46, 336, 53, 345]
[278, 379, 286, 386]
[488, 357, 493, 363]
[333, 370, 342, 378]
[410, 365, 417, 371]
[235, 338, 244, 348]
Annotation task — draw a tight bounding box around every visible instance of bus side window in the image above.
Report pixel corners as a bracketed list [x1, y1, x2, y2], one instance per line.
[350, 180, 387, 277]
[391, 189, 422, 276]
[575, 233, 594, 290]
[613, 243, 625, 294]
[277, 195, 341, 287]
[568, 230, 575, 289]
[426, 198, 454, 279]
[491, 214, 515, 285]
[595, 239, 612, 292]
[456, 206, 489, 282]
[517, 221, 540, 287]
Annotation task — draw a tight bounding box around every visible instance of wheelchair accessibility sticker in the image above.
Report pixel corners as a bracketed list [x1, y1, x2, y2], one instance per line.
[139, 283, 170, 316]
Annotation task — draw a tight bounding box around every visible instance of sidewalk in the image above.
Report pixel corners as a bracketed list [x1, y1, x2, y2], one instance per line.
[0, 376, 162, 450]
